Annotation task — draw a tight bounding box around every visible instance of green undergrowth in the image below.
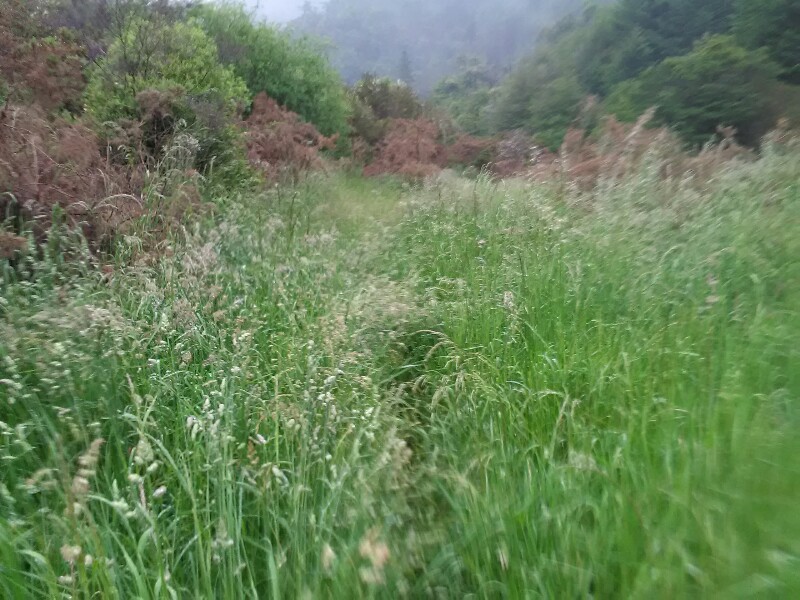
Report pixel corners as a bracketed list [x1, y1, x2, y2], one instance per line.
[1, 147, 799, 598]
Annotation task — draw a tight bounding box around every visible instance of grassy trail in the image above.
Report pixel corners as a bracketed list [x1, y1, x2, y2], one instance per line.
[2, 154, 800, 598]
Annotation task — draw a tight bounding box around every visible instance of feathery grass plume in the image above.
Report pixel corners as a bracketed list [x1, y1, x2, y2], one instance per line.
[359, 529, 390, 585]
[67, 438, 104, 517]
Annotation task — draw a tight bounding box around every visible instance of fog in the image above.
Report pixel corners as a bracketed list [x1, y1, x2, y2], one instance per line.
[234, 0, 319, 23]
[227, 0, 609, 94]
[291, 0, 594, 93]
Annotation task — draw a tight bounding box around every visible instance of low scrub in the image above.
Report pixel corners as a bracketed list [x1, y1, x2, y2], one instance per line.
[0, 105, 140, 252]
[363, 118, 447, 179]
[2, 131, 798, 598]
[244, 92, 338, 182]
[84, 16, 249, 172]
[0, 0, 86, 113]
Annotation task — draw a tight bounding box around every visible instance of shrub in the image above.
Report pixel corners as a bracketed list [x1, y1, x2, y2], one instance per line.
[348, 74, 424, 145]
[244, 92, 337, 183]
[191, 4, 350, 138]
[0, 0, 86, 113]
[0, 104, 142, 252]
[362, 118, 446, 179]
[84, 16, 249, 170]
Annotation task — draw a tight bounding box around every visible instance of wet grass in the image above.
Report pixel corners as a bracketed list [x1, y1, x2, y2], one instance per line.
[1, 148, 799, 598]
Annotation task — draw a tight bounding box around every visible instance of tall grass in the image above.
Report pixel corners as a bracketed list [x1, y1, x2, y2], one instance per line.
[1, 144, 799, 598]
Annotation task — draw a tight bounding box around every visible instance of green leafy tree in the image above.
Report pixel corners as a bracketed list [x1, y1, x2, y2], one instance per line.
[605, 35, 782, 146]
[524, 74, 585, 149]
[490, 42, 585, 148]
[487, 0, 786, 148]
[734, 0, 800, 84]
[347, 74, 423, 145]
[85, 16, 249, 168]
[191, 4, 349, 137]
[398, 48, 414, 86]
[575, 0, 735, 95]
[352, 74, 422, 120]
[432, 57, 495, 135]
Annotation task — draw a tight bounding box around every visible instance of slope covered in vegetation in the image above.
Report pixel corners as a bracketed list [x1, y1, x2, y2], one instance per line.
[3, 131, 800, 598]
[292, 0, 598, 93]
[444, 0, 800, 148]
[2, 1, 800, 598]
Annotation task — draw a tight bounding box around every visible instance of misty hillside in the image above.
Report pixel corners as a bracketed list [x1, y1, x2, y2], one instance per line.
[291, 0, 601, 93]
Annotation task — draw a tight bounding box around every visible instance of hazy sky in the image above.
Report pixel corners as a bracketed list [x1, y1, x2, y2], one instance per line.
[235, 0, 322, 23]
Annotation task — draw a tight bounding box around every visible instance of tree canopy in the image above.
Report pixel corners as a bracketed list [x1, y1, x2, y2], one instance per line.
[479, 0, 798, 148]
[192, 4, 350, 137]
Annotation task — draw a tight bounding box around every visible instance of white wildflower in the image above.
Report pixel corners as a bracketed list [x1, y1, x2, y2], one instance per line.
[60, 545, 82, 565]
[322, 544, 336, 574]
[271, 466, 289, 487]
[502, 291, 516, 312]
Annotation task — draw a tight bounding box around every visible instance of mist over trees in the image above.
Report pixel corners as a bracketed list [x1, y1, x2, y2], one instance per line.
[480, 0, 800, 148]
[231, 0, 316, 23]
[291, 0, 597, 93]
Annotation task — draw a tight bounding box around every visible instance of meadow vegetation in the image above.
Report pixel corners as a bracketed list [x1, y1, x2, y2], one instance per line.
[2, 0, 800, 598]
[3, 131, 800, 597]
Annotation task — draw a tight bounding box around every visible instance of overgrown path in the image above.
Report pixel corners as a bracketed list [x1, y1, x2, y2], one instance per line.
[2, 163, 800, 598]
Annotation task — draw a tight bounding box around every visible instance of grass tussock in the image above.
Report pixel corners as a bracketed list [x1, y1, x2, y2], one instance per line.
[1, 137, 800, 598]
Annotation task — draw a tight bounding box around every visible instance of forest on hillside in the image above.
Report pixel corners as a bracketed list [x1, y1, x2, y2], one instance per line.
[436, 0, 800, 147]
[292, 0, 602, 93]
[289, 0, 799, 150]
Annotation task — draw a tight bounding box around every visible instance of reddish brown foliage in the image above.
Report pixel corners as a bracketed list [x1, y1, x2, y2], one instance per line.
[0, 105, 142, 250]
[362, 122, 555, 180]
[527, 110, 753, 189]
[0, 0, 86, 113]
[488, 130, 556, 178]
[363, 118, 448, 179]
[244, 93, 337, 182]
[0, 231, 27, 259]
[446, 135, 495, 170]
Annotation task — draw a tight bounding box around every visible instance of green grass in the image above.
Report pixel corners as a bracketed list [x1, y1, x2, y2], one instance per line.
[1, 146, 799, 598]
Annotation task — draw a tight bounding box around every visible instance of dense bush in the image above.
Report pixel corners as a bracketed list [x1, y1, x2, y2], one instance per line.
[733, 0, 800, 84]
[0, 0, 87, 113]
[191, 4, 349, 137]
[432, 58, 495, 136]
[84, 16, 249, 170]
[606, 35, 781, 147]
[348, 74, 424, 145]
